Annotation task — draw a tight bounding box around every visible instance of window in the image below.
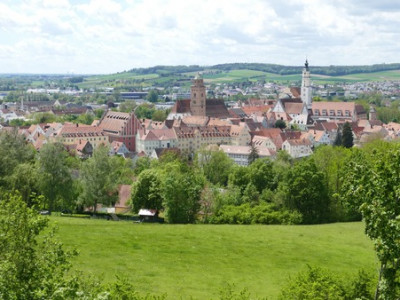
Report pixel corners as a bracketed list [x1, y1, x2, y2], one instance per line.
[329, 110, 335, 116]
[322, 109, 327, 116]
[337, 110, 342, 116]
[314, 110, 319, 116]
[345, 110, 350, 117]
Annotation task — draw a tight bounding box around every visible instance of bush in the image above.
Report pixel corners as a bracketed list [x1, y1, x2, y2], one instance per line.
[279, 266, 375, 300]
[210, 202, 302, 225]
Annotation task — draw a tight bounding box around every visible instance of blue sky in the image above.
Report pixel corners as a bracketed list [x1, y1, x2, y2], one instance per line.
[1, 0, 399, 74]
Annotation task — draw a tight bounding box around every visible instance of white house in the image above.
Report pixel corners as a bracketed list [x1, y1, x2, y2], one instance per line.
[282, 138, 313, 158]
[109, 141, 130, 157]
[219, 144, 275, 166]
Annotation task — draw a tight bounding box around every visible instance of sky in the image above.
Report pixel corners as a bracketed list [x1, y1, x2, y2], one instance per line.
[1, 0, 400, 74]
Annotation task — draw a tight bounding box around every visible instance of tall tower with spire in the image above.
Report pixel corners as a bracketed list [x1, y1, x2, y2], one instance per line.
[301, 60, 312, 109]
[190, 73, 206, 116]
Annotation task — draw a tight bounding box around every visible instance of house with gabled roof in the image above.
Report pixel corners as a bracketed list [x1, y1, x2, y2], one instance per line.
[136, 128, 178, 156]
[97, 110, 140, 152]
[252, 135, 277, 152]
[311, 102, 367, 122]
[58, 123, 109, 148]
[282, 137, 313, 158]
[109, 141, 130, 157]
[230, 122, 251, 146]
[64, 140, 93, 158]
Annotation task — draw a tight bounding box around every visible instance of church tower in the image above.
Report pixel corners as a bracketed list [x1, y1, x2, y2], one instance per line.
[190, 74, 206, 117]
[301, 60, 312, 109]
[369, 106, 377, 121]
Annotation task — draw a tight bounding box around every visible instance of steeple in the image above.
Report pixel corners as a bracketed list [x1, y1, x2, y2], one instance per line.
[301, 60, 312, 109]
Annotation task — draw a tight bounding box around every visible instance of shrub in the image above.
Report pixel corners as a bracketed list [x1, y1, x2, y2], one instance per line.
[210, 202, 302, 225]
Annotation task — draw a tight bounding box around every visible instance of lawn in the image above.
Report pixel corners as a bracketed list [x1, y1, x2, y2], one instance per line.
[52, 217, 377, 299]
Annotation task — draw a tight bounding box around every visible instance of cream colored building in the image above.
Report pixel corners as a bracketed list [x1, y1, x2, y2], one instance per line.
[230, 123, 251, 146]
[58, 124, 110, 148]
[282, 138, 313, 158]
[174, 126, 231, 154]
[136, 128, 178, 156]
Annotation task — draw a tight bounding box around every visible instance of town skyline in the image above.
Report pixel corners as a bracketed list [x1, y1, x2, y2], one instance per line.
[1, 0, 400, 74]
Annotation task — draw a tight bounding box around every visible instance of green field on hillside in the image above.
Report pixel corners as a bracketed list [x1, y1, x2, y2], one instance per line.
[76, 67, 400, 89]
[52, 217, 377, 299]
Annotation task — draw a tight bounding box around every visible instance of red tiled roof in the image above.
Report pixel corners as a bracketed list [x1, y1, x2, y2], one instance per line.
[284, 102, 304, 115]
[171, 99, 230, 119]
[241, 105, 271, 116]
[98, 111, 131, 134]
[290, 87, 301, 98]
[171, 99, 191, 114]
[60, 124, 106, 138]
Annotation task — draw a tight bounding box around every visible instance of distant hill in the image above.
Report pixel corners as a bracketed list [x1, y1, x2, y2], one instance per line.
[129, 63, 400, 77]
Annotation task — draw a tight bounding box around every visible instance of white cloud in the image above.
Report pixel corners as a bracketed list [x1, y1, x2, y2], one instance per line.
[0, 0, 399, 73]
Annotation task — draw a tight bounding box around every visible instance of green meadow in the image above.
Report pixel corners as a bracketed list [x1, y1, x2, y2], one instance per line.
[52, 217, 377, 299]
[75, 68, 400, 89]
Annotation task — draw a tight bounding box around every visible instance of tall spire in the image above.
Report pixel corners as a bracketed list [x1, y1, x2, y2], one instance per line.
[301, 60, 312, 109]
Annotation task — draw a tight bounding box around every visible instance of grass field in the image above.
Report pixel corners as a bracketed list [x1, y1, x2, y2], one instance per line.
[76, 68, 400, 89]
[52, 217, 377, 299]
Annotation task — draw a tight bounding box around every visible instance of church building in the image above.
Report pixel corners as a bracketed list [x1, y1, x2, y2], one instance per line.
[168, 74, 230, 120]
[271, 60, 312, 129]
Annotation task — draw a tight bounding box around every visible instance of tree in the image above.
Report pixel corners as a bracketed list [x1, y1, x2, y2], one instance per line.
[313, 146, 358, 222]
[342, 122, 354, 148]
[274, 119, 287, 129]
[146, 90, 159, 103]
[0, 194, 78, 299]
[0, 129, 35, 186]
[36, 143, 73, 212]
[341, 147, 400, 299]
[161, 162, 205, 223]
[119, 101, 136, 113]
[152, 109, 167, 121]
[8, 163, 39, 207]
[79, 145, 118, 213]
[282, 158, 329, 224]
[131, 169, 163, 213]
[228, 166, 250, 195]
[134, 103, 156, 119]
[196, 149, 233, 186]
[134, 156, 152, 175]
[76, 113, 94, 125]
[247, 158, 276, 193]
[333, 130, 342, 146]
[248, 144, 259, 165]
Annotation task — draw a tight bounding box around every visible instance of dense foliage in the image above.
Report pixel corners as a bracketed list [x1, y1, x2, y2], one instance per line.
[341, 143, 400, 299]
[279, 266, 374, 300]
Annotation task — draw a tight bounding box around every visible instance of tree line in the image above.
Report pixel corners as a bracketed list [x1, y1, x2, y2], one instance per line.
[128, 62, 400, 77]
